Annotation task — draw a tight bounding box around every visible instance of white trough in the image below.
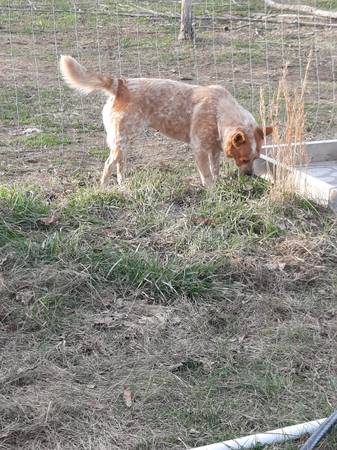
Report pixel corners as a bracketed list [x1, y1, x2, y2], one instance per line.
[255, 139, 337, 212]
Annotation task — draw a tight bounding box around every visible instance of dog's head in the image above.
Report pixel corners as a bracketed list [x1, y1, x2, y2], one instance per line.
[224, 126, 273, 175]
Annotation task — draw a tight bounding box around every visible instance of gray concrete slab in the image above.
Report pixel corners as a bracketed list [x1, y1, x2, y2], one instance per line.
[255, 140, 337, 212]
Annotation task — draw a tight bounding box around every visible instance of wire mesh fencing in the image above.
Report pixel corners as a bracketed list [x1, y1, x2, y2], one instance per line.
[1, 0, 336, 174]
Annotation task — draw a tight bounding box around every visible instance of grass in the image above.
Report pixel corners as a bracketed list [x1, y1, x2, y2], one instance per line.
[87, 246, 218, 300]
[260, 60, 310, 200]
[1, 0, 337, 448]
[17, 132, 71, 149]
[0, 186, 50, 227]
[89, 146, 110, 161]
[191, 176, 280, 239]
[1, 164, 337, 449]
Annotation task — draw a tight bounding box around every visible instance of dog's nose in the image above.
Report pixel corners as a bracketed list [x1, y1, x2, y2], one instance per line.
[240, 168, 253, 176]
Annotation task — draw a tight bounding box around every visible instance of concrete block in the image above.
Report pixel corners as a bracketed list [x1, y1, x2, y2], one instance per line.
[255, 140, 337, 212]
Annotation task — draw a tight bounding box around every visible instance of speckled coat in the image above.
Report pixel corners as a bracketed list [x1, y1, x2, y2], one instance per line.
[60, 55, 272, 187]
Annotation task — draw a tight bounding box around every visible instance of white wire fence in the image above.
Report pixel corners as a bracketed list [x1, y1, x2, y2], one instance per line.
[1, 0, 336, 166]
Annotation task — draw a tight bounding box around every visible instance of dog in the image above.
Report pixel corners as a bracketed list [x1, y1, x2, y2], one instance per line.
[60, 55, 272, 187]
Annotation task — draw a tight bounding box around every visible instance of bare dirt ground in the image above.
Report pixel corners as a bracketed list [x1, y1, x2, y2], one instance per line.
[1, 1, 337, 449]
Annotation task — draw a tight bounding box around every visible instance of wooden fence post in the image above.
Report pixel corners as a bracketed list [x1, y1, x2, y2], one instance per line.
[178, 0, 194, 41]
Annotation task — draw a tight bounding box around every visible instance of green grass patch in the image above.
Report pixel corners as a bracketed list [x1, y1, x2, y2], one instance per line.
[86, 245, 219, 301]
[89, 146, 110, 161]
[30, 293, 73, 330]
[126, 167, 193, 206]
[0, 186, 51, 258]
[63, 187, 126, 223]
[0, 221, 27, 252]
[38, 228, 90, 263]
[17, 132, 71, 149]
[0, 186, 50, 229]
[192, 176, 279, 239]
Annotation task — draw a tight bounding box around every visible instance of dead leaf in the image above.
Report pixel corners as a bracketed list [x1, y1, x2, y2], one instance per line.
[22, 127, 42, 135]
[266, 261, 287, 271]
[6, 322, 18, 333]
[0, 273, 6, 290]
[170, 316, 182, 326]
[191, 215, 214, 226]
[0, 431, 10, 440]
[15, 290, 34, 305]
[185, 176, 201, 187]
[10, 127, 42, 137]
[87, 399, 105, 410]
[93, 316, 114, 329]
[103, 227, 114, 237]
[0, 256, 9, 269]
[123, 384, 133, 408]
[37, 213, 59, 227]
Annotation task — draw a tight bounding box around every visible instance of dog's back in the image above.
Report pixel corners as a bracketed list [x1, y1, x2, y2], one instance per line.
[60, 55, 273, 186]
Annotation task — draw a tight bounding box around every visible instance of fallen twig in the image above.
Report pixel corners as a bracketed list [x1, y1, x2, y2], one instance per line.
[263, 0, 337, 19]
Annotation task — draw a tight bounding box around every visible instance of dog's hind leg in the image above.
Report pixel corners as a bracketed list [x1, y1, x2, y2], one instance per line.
[101, 81, 143, 186]
[116, 147, 127, 185]
[101, 147, 121, 186]
[101, 137, 130, 187]
[101, 111, 143, 186]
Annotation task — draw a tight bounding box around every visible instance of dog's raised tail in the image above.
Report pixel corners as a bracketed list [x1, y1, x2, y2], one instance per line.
[59, 55, 117, 95]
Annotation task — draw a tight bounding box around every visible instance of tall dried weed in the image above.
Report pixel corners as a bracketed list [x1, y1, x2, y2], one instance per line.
[260, 52, 312, 201]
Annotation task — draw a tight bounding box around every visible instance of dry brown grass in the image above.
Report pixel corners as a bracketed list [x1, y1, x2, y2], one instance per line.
[260, 52, 313, 201]
[1, 166, 337, 449]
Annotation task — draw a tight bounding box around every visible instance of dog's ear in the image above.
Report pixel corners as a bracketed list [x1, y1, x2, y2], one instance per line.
[256, 126, 273, 140]
[256, 127, 265, 140]
[231, 129, 246, 149]
[225, 129, 246, 157]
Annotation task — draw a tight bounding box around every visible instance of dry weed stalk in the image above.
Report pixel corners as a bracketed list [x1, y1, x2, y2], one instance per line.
[260, 52, 312, 200]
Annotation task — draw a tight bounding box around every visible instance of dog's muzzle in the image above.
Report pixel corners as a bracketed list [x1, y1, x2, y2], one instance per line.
[239, 163, 254, 176]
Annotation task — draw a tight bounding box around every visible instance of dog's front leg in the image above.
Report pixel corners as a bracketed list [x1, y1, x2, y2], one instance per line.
[194, 149, 214, 187]
[209, 149, 220, 181]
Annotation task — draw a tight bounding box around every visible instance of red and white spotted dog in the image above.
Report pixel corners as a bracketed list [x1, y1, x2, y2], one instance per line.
[60, 55, 272, 187]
